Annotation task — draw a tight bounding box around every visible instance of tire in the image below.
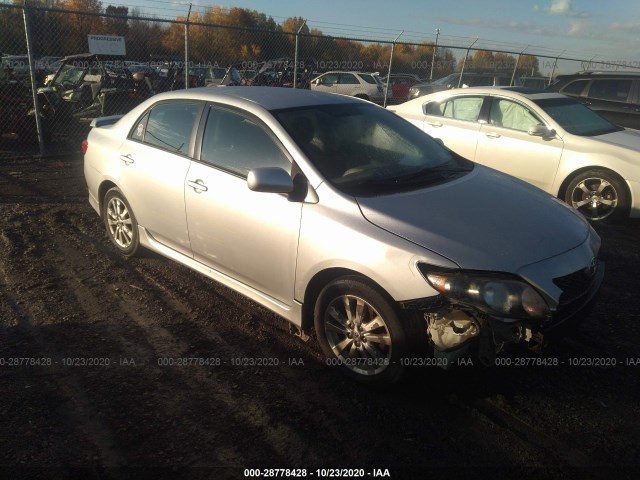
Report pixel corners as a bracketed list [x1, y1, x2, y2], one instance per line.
[103, 187, 139, 257]
[564, 169, 629, 223]
[354, 94, 369, 101]
[314, 276, 408, 386]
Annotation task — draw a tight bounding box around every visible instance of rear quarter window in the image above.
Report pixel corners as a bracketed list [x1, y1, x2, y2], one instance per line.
[359, 74, 377, 84]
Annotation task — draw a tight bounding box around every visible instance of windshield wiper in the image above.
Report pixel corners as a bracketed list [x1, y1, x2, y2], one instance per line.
[349, 163, 472, 194]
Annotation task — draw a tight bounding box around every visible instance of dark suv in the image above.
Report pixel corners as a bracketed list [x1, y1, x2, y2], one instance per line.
[546, 72, 640, 129]
[407, 72, 517, 100]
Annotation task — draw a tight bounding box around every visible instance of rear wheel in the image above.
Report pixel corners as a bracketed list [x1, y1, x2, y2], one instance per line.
[103, 187, 139, 257]
[314, 276, 409, 386]
[354, 94, 369, 101]
[564, 169, 629, 222]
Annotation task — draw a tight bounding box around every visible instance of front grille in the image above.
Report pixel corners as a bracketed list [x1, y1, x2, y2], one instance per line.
[553, 260, 598, 306]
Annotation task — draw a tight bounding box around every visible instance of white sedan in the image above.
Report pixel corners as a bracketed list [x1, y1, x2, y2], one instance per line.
[392, 87, 640, 222]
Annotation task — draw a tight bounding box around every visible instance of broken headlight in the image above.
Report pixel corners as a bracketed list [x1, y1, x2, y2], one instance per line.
[418, 265, 550, 320]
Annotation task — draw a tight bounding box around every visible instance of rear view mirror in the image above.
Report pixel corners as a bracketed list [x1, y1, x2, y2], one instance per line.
[247, 167, 294, 193]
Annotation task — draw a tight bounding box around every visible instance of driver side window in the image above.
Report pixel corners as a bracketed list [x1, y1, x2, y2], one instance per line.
[200, 107, 291, 177]
[489, 99, 542, 132]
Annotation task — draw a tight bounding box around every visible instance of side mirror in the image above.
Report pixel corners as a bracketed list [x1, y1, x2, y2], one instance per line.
[528, 124, 556, 138]
[247, 167, 294, 194]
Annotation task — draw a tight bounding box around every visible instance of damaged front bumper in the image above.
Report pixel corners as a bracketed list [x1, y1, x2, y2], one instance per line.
[402, 260, 605, 369]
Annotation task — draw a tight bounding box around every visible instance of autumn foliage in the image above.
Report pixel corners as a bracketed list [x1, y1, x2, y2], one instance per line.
[0, 1, 539, 77]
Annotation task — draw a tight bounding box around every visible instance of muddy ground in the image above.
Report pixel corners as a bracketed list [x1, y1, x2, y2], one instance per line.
[0, 154, 639, 480]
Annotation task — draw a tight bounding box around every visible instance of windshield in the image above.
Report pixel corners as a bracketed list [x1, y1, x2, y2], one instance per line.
[431, 74, 459, 86]
[534, 97, 623, 136]
[53, 64, 85, 87]
[273, 103, 472, 196]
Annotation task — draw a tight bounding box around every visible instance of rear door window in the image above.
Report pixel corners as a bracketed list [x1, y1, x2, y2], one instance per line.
[134, 102, 201, 155]
[441, 96, 484, 122]
[588, 79, 632, 102]
[338, 73, 359, 84]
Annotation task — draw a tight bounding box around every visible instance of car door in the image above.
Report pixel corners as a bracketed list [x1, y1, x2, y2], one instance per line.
[422, 95, 485, 160]
[117, 100, 203, 256]
[474, 97, 563, 192]
[184, 105, 303, 305]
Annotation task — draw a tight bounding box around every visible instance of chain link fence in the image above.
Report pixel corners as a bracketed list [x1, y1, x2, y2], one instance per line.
[1, 3, 638, 158]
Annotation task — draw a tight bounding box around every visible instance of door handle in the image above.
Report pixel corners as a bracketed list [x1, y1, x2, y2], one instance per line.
[426, 121, 443, 128]
[485, 132, 501, 139]
[187, 179, 208, 193]
[120, 154, 134, 165]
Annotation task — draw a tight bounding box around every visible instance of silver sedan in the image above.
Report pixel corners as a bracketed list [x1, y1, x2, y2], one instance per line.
[392, 87, 640, 222]
[83, 87, 603, 385]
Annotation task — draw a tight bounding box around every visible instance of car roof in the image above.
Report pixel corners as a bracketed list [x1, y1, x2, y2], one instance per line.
[147, 86, 363, 110]
[417, 86, 566, 101]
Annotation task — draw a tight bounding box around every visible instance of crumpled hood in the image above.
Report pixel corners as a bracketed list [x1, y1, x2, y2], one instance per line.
[357, 166, 589, 272]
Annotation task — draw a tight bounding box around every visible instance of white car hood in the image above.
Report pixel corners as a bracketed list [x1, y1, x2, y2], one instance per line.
[357, 166, 589, 272]
[591, 128, 640, 150]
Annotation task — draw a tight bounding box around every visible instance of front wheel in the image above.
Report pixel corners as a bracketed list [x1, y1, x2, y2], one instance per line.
[564, 169, 629, 222]
[103, 187, 139, 257]
[314, 277, 409, 386]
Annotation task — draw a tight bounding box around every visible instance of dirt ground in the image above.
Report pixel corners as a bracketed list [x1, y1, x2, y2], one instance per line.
[1, 154, 639, 480]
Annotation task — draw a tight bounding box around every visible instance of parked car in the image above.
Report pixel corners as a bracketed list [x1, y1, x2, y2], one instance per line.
[83, 87, 603, 385]
[407, 72, 518, 100]
[382, 73, 421, 103]
[34, 53, 150, 142]
[247, 58, 316, 89]
[546, 71, 640, 129]
[311, 71, 386, 103]
[392, 86, 640, 222]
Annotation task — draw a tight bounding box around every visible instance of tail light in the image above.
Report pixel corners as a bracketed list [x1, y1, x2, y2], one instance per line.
[81, 139, 88, 154]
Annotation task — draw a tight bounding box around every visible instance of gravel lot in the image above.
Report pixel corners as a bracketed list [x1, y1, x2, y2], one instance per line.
[1, 154, 639, 479]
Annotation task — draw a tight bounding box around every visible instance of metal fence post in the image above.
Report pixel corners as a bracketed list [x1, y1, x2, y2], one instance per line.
[549, 50, 564, 85]
[383, 31, 403, 108]
[429, 28, 440, 80]
[293, 19, 306, 89]
[22, 2, 45, 155]
[458, 38, 478, 87]
[184, 3, 192, 89]
[511, 46, 527, 86]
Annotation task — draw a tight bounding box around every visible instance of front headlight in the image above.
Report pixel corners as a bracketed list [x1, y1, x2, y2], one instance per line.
[408, 87, 417, 95]
[418, 265, 550, 320]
